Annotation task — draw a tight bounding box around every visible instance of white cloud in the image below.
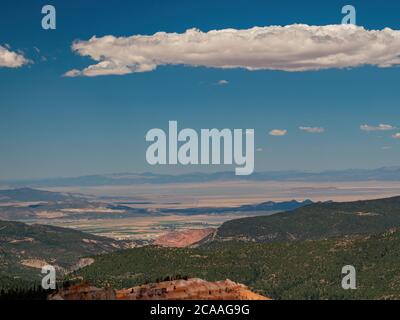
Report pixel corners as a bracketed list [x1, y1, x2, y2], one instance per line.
[299, 126, 325, 133]
[0, 45, 30, 68]
[256, 148, 263, 152]
[269, 129, 287, 136]
[63, 69, 82, 77]
[393, 133, 400, 139]
[382, 146, 393, 150]
[360, 124, 396, 132]
[217, 79, 229, 85]
[65, 24, 400, 77]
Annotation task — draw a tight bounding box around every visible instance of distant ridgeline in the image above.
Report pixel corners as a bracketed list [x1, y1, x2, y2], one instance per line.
[3, 167, 400, 187]
[211, 196, 400, 243]
[0, 187, 75, 202]
[161, 199, 313, 215]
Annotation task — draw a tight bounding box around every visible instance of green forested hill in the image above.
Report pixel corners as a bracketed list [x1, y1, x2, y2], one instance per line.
[0, 220, 129, 286]
[213, 196, 400, 243]
[72, 228, 400, 300]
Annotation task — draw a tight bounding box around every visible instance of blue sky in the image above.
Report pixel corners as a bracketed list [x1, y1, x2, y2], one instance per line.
[1, 0, 400, 179]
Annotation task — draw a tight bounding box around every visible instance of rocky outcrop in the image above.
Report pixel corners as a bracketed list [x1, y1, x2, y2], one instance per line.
[48, 279, 269, 300]
[117, 278, 269, 300]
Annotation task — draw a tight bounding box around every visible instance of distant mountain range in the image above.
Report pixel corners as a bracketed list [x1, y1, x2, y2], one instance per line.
[2, 167, 400, 187]
[0, 188, 313, 220]
[0, 187, 79, 202]
[0, 188, 154, 220]
[0, 187, 101, 207]
[162, 199, 314, 215]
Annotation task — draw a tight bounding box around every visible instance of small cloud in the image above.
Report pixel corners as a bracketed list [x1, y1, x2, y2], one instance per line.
[299, 126, 325, 133]
[360, 124, 396, 132]
[382, 146, 393, 150]
[63, 69, 82, 77]
[256, 148, 263, 152]
[269, 129, 287, 136]
[392, 133, 400, 139]
[217, 79, 229, 85]
[33, 47, 48, 62]
[0, 45, 30, 68]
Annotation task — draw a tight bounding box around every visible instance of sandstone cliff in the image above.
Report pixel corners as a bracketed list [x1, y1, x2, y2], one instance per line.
[49, 278, 269, 300]
[117, 278, 269, 300]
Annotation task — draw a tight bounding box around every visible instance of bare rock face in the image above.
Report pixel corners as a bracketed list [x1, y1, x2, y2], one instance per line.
[49, 279, 269, 300]
[48, 283, 116, 300]
[154, 228, 215, 248]
[116, 278, 269, 300]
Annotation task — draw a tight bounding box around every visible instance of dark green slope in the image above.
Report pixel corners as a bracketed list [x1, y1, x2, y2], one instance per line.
[72, 229, 400, 299]
[214, 196, 400, 243]
[0, 220, 129, 284]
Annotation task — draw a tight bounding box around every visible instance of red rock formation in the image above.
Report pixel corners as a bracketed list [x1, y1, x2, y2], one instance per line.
[49, 279, 270, 300]
[154, 228, 215, 248]
[116, 278, 270, 300]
